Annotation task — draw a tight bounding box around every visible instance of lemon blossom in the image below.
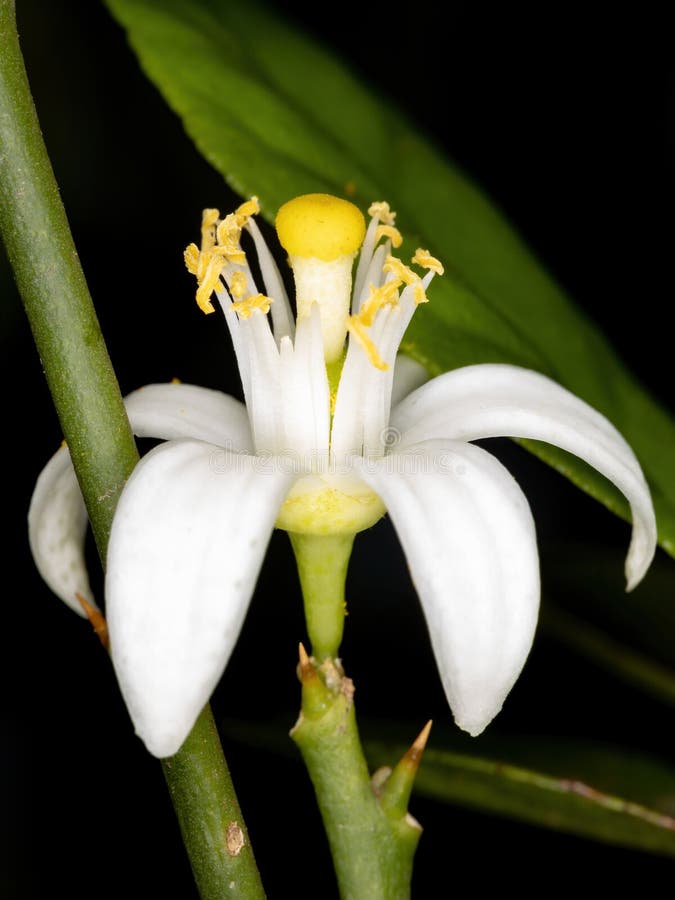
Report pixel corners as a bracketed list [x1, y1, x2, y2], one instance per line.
[29, 194, 656, 758]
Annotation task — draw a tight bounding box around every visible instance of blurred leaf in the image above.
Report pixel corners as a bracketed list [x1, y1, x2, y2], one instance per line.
[222, 717, 675, 858]
[541, 543, 675, 706]
[105, 0, 675, 556]
[366, 736, 675, 859]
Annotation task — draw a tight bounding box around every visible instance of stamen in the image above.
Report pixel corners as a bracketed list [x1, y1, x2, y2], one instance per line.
[412, 248, 444, 275]
[368, 201, 396, 226]
[375, 224, 403, 248]
[346, 316, 389, 371]
[358, 280, 401, 326]
[413, 283, 429, 305]
[183, 243, 200, 276]
[195, 255, 226, 314]
[231, 293, 273, 319]
[201, 208, 220, 252]
[383, 255, 418, 285]
[235, 196, 260, 220]
[216, 214, 246, 265]
[229, 270, 249, 299]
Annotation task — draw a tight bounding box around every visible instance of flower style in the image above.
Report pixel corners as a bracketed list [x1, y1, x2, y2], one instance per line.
[29, 194, 657, 757]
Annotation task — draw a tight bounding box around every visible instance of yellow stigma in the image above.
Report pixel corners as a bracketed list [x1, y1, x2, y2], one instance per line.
[276, 193, 366, 261]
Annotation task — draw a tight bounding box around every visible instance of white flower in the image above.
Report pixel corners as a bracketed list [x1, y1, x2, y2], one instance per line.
[29, 194, 657, 757]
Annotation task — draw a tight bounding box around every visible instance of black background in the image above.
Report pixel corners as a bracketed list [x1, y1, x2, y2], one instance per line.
[2, 1, 674, 897]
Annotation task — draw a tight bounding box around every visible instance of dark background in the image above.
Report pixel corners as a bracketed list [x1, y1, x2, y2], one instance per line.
[2, 1, 674, 896]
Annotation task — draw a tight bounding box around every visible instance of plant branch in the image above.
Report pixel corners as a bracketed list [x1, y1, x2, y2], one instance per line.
[0, 4, 264, 896]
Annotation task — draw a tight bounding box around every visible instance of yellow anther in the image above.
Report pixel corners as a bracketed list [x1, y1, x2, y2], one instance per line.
[229, 270, 248, 300]
[235, 196, 260, 220]
[414, 283, 429, 305]
[196, 250, 212, 283]
[184, 243, 200, 276]
[276, 193, 366, 261]
[412, 248, 444, 275]
[231, 293, 273, 319]
[216, 214, 246, 264]
[359, 280, 400, 325]
[383, 255, 417, 285]
[375, 224, 403, 248]
[195, 255, 226, 314]
[201, 208, 220, 252]
[346, 316, 389, 371]
[368, 201, 396, 226]
[171, 376, 182, 384]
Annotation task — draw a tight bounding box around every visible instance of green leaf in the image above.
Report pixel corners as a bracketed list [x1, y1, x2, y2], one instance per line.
[365, 735, 675, 859]
[105, 0, 675, 556]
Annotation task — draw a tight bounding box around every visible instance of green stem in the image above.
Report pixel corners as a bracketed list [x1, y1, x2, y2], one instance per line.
[162, 706, 263, 900]
[290, 536, 421, 899]
[289, 532, 354, 659]
[0, 5, 264, 896]
[0, 0, 135, 552]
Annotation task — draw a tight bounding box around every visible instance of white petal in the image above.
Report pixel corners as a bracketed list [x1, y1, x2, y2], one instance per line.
[124, 382, 252, 450]
[391, 364, 656, 590]
[353, 441, 539, 736]
[389, 355, 429, 410]
[106, 440, 293, 757]
[28, 445, 94, 616]
[28, 384, 253, 613]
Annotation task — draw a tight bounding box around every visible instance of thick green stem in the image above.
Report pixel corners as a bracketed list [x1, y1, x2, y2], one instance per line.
[0, 0, 135, 552]
[290, 536, 421, 898]
[0, 5, 264, 896]
[292, 659, 420, 899]
[289, 532, 354, 659]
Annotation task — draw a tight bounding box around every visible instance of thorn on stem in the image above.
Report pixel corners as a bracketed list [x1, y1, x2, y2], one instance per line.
[296, 642, 332, 720]
[297, 642, 317, 683]
[76, 593, 109, 651]
[378, 720, 433, 820]
[404, 719, 433, 770]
